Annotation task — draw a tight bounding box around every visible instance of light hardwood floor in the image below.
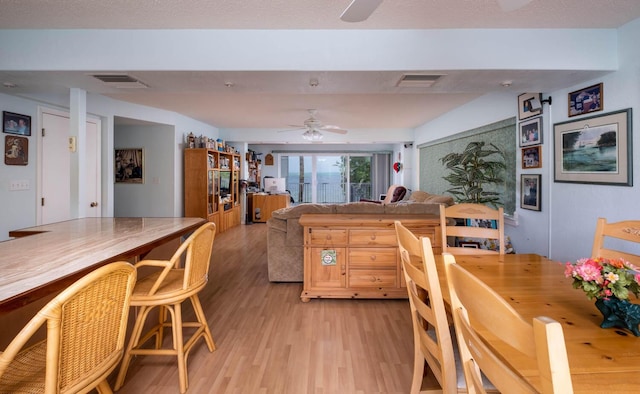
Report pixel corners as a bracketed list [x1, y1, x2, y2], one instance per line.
[114, 222, 415, 394]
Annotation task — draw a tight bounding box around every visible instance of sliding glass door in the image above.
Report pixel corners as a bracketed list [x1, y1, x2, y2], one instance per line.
[280, 153, 380, 204]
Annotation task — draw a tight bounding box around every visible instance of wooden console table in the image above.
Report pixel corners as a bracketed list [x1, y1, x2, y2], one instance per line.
[299, 213, 441, 302]
[250, 193, 290, 223]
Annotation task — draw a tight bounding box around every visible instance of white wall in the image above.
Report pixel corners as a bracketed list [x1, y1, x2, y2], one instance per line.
[414, 19, 640, 262]
[0, 92, 218, 241]
[114, 124, 175, 217]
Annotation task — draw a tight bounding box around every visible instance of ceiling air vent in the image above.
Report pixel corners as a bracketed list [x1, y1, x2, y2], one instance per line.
[397, 74, 442, 88]
[92, 74, 148, 89]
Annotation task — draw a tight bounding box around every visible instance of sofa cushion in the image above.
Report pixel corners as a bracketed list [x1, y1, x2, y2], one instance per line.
[385, 201, 442, 215]
[334, 202, 386, 214]
[271, 203, 336, 220]
[409, 190, 454, 206]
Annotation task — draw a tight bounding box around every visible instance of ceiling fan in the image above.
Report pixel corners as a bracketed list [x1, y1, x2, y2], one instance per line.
[279, 109, 348, 141]
[340, 0, 534, 22]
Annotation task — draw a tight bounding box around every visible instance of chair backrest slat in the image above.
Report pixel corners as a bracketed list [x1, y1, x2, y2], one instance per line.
[591, 217, 640, 266]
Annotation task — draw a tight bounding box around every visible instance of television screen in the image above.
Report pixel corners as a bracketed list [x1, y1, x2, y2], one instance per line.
[264, 177, 286, 194]
[220, 171, 231, 194]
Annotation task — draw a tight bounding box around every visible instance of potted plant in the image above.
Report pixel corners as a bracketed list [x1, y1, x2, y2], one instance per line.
[440, 141, 506, 207]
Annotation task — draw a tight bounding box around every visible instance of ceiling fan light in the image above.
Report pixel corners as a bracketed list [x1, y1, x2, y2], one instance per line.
[303, 129, 323, 141]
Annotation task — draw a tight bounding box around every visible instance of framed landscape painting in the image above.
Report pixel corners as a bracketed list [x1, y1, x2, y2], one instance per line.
[553, 108, 632, 186]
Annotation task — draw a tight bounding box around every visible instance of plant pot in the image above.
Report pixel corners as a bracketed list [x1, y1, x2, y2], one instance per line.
[595, 297, 640, 336]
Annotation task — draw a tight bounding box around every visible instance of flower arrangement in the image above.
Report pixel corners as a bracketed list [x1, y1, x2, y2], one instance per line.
[564, 257, 640, 300]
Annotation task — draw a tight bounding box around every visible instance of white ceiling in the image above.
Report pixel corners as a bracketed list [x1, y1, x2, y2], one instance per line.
[1, 0, 639, 132]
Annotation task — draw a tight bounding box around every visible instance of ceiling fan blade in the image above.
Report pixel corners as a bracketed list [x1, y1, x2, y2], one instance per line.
[277, 127, 306, 133]
[340, 0, 383, 22]
[321, 126, 348, 134]
[496, 0, 533, 12]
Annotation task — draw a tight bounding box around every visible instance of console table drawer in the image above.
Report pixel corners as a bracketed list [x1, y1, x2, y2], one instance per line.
[349, 248, 396, 269]
[308, 229, 348, 246]
[349, 269, 397, 288]
[349, 229, 396, 246]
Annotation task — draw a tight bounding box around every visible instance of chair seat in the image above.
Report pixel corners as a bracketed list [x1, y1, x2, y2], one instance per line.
[131, 269, 206, 304]
[0, 341, 46, 392]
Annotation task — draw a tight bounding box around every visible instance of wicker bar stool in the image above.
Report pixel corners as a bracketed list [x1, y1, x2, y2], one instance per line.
[115, 222, 216, 393]
[0, 261, 137, 393]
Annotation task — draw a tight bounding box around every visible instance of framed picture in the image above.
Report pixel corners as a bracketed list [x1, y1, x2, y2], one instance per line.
[115, 148, 144, 184]
[522, 146, 541, 169]
[518, 93, 542, 120]
[4, 135, 28, 165]
[3, 111, 31, 136]
[521, 174, 541, 211]
[569, 83, 603, 117]
[458, 241, 481, 249]
[519, 116, 543, 147]
[554, 108, 632, 186]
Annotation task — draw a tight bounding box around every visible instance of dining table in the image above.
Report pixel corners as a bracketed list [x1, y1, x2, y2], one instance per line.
[434, 253, 640, 393]
[0, 217, 206, 315]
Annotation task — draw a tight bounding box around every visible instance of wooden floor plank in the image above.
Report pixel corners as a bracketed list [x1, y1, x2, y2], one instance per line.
[114, 223, 414, 393]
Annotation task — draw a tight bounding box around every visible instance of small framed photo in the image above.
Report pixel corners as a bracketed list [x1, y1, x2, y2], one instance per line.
[5, 135, 28, 165]
[521, 174, 541, 211]
[115, 148, 144, 184]
[569, 83, 603, 117]
[518, 93, 542, 120]
[3, 111, 31, 136]
[519, 116, 542, 147]
[522, 146, 541, 169]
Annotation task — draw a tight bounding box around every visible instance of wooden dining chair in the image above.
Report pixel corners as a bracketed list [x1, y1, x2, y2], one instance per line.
[591, 217, 640, 266]
[0, 261, 137, 393]
[440, 203, 505, 261]
[444, 253, 574, 393]
[396, 220, 458, 393]
[395, 221, 497, 394]
[115, 222, 217, 394]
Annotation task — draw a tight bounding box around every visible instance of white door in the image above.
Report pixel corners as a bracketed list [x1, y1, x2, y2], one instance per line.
[39, 109, 101, 224]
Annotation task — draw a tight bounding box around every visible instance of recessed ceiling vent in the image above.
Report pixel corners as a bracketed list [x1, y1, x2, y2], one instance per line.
[397, 74, 443, 88]
[92, 74, 148, 89]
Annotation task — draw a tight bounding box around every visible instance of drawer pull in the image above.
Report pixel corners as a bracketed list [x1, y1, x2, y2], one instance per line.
[370, 255, 377, 261]
[325, 235, 332, 240]
[370, 235, 376, 240]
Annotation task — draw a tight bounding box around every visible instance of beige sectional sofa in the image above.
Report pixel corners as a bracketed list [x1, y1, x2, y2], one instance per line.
[266, 191, 454, 282]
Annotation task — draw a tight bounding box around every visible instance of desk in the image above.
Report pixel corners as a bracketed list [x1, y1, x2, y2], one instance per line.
[434, 253, 640, 393]
[1, 217, 206, 314]
[250, 193, 290, 223]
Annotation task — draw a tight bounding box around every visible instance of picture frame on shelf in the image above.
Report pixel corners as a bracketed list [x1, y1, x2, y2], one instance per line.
[458, 241, 481, 249]
[519, 116, 542, 147]
[522, 146, 541, 169]
[569, 83, 603, 117]
[115, 148, 144, 184]
[518, 93, 542, 120]
[3, 111, 31, 136]
[521, 174, 541, 211]
[553, 108, 632, 186]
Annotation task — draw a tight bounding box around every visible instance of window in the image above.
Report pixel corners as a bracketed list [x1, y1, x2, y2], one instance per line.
[279, 153, 386, 204]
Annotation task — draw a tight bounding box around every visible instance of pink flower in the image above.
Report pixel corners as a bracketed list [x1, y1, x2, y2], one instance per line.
[575, 262, 603, 282]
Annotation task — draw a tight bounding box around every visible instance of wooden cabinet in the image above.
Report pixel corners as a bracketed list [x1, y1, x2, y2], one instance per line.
[184, 148, 241, 233]
[250, 193, 290, 223]
[299, 214, 441, 302]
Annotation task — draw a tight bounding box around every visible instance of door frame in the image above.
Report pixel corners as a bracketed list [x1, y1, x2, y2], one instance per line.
[36, 106, 102, 224]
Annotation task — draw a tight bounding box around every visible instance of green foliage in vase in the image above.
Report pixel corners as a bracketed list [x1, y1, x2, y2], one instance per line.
[440, 141, 506, 207]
